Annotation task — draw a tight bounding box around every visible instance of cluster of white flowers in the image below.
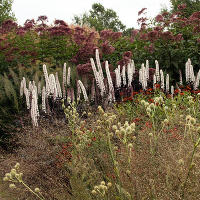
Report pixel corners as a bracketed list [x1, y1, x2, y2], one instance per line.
[77, 80, 88, 101]
[31, 87, 39, 126]
[185, 59, 195, 83]
[90, 49, 105, 96]
[155, 60, 160, 82]
[121, 65, 126, 86]
[166, 74, 169, 93]
[62, 63, 66, 99]
[193, 69, 200, 90]
[43, 64, 50, 95]
[160, 70, 164, 90]
[114, 65, 121, 88]
[171, 85, 174, 96]
[139, 63, 148, 90]
[179, 70, 183, 85]
[42, 86, 46, 113]
[105, 61, 115, 102]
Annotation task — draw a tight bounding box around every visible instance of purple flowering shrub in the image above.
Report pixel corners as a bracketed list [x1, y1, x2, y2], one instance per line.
[0, 3, 200, 84]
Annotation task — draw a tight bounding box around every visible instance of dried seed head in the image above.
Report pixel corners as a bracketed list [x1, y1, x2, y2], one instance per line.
[9, 184, 16, 189]
[3, 177, 9, 181]
[126, 126, 132, 134]
[163, 119, 169, 124]
[88, 112, 92, 116]
[94, 186, 99, 190]
[92, 190, 97, 195]
[34, 188, 40, 193]
[120, 128, 126, 135]
[101, 181, 105, 185]
[128, 143, 133, 149]
[146, 107, 151, 113]
[10, 169, 16, 176]
[124, 121, 129, 128]
[141, 100, 146, 105]
[186, 115, 192, 121]
[149, 132, 153, 137]
[14, 163, 20, 169]
[107, 182, 112, 187]
[190, 117, 196, 124]
[112, 125, 117, 131]
[178, 159, 184, 165]
[149, 103, 155, 109]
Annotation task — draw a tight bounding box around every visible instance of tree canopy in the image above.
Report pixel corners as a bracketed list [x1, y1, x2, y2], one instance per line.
[73, 3, 126, 32]
[0, 0, 16, 25]
[169, 0, 200, 17]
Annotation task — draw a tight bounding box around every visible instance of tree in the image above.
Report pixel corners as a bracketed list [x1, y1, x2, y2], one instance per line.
[73, 3, 126, 32]
[0, 0, 16, 25]
[169, 0, 200, 17]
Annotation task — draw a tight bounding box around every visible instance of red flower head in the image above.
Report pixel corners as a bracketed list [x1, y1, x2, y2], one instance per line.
[148, 31, 159, 41]
[131, 29, 139, 38]
[102, 41, 115, 54]
[155, 14, 164, 22]
[178, 4, 187, 10]
[174, 33, 183, 42]
[138, 8, 147, 16]
[161, 31, 174, 40]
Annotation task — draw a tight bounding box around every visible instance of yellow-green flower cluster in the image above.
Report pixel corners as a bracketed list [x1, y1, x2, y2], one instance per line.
[97, 106, 117, 127]
[154, 96, 164, 104]
[64, 101, 79, 121]
[91, 181, 112, 196]
[3, 163, 22, 189]
[186, 115, 196, 125]
[114, 121, 135, 138]
[187, 96, 194, 104]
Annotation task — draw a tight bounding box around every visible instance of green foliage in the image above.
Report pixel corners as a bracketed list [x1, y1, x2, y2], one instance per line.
[0, 0, 16, 25]
[170, 0, 200, 17]
[73, 3, 126, 32]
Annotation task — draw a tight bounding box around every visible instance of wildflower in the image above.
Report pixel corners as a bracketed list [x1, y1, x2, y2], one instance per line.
[126, 126, 132, 134]
[3, 177, 9, 181]
[149, 103, 155, 109]
[130, 122, 135, 130]
[112, 125, 117, 131]
[14, 163, 20, 169]
[101, 181, 105, 185]
[190, 118, 196, 124]
[164, 106, 168, 111]
[149, 133, 153, 137]
[155, 14, 164, 22]
[107, 182, 112, 188]
[34, 188, 40, 192]
[88, 112, 91, 116]
[124, 121, 129, 128]
[163, 119, 169, 124]
[92, 190, 97, 195]
[186, 115, 192, 121]
[178, 159, 184, 165]
[128, 143, 133, 149]
[146, 107, 151, 113]
[120, 128, 126, 135]
[9, 184, 16, 189]
[94, 186, 99, 190]
[141, 100, 146, 105]
[113, 146, 118, 151]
